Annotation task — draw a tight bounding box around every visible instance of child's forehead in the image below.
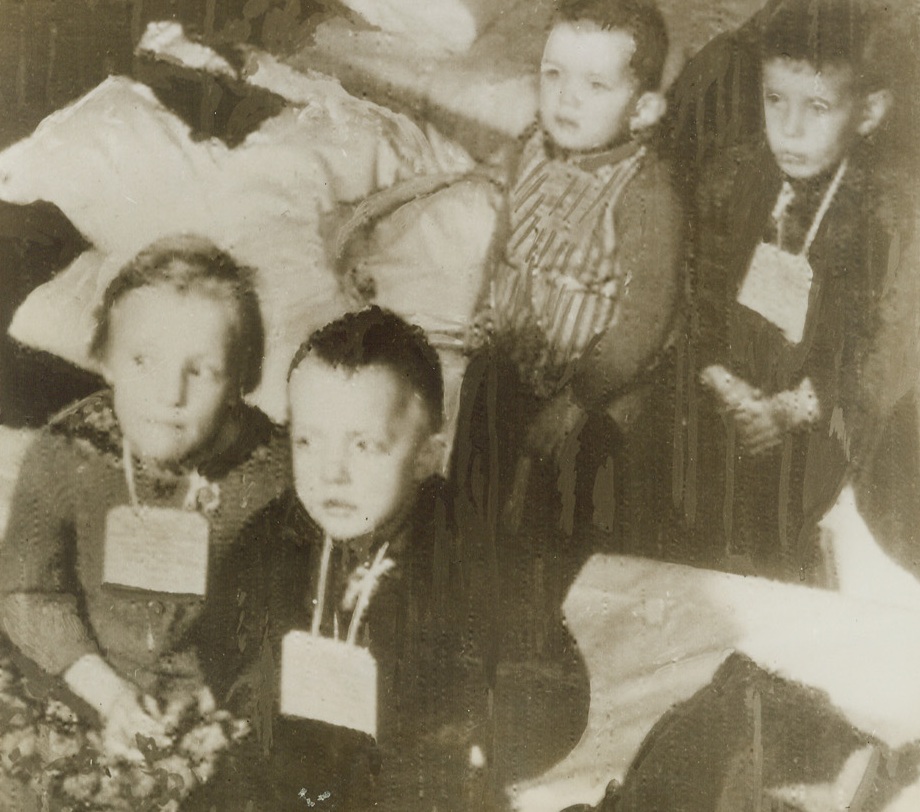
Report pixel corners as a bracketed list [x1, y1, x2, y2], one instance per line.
[762, 57, 858, 95]
[114, 282, 234, 318]
[544, 20, 636, 65]
[289, 359, 423, 428]
[110, 284, 233, 333]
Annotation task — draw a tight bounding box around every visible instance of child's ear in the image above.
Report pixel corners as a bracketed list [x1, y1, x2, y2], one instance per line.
[414, 432, 447, 480]
[630, 91, 667, 133]
[857, 89, 893, 137]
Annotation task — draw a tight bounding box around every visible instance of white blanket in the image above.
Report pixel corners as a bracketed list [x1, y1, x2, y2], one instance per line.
[1, 65, 463, 423]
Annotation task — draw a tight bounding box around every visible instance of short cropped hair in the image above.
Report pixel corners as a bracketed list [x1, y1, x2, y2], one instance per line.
[289, 306, 444, 431]
[759, 0, 889, 91]
[90, 234, 264, 395]
[553, 0, 669, 91]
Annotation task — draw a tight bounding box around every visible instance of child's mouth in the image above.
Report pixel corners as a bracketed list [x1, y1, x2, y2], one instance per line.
[554, 115, 579, 131]
[322, 499, 357, 516]
[148, 418, 185, 433]
[777, 152, 806, 166]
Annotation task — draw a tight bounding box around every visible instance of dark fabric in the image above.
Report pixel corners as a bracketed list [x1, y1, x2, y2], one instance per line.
[134, 53, 288, 148]
[0, 199, 99, 427]
[194, 480, 485, 812]
[607, 653, 917, 812]
[681, 142, 899, 580]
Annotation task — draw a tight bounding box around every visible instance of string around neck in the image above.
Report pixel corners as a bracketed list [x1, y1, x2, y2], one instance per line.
[309, 534, 395, 645]
[311, 534, 334, 637]
[772, 159, 848, 255]
[122, 437, 141, 510]
[121, 437, 214, 512]
[802, 159, 848, 254]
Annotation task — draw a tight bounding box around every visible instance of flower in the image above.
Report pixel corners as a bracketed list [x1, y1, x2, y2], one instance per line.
[0, 655, 250, 810]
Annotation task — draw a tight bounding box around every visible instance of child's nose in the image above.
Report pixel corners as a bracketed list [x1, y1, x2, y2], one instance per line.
[321, 449, 351, 484]
[559, 77, 583, 109]
[158, 366, 188, 408]
[782, 104, 805, 138]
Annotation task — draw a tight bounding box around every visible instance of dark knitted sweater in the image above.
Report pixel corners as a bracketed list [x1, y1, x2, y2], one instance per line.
[0, 390, 290, 697]
[198, 480, 480, 812]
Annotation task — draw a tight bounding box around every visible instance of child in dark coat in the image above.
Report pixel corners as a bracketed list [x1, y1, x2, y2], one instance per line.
[194, 308, 488, 812]
[685, 0, 906, 581]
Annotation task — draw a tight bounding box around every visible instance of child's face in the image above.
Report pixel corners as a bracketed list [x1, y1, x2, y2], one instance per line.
[289, 359, 434, 541]
[102, 285, 237, 464]
[539, 22, 640, 153]
[762, 58, 865, 180]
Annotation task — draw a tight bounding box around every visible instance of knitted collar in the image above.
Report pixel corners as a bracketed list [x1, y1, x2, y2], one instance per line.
[541, 128, 644, 172]
[282, 487, 422, 566]
[50, 389, 276, 481]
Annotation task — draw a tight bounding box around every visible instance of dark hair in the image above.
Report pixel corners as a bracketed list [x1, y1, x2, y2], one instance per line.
[289, 306, 444, 431]
[553, 0, 669, 91]
[759, 0, 888, 90]
[90, 234, 264, 395]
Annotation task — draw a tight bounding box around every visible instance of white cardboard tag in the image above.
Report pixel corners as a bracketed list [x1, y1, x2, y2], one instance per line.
[280, 630, 378, 738]
[103, 505, 209, 595]
[736, 242, 813, 345]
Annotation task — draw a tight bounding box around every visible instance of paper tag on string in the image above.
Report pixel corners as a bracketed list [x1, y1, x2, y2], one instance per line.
[736, 242, 813, 345]
[103, 506, 209, 595]
[280, 630, 378, 738]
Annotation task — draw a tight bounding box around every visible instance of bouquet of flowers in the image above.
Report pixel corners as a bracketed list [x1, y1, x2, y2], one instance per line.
[0, 655, 249, 811]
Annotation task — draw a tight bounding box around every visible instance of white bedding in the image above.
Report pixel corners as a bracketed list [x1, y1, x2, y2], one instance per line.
[1, 44, 482, 427]
[287, 0, 767, 158]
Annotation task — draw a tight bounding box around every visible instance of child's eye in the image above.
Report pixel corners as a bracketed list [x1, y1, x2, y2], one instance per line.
[764, 93, 782, 105]
[294, 436, 312, 449]
[354, 438, 386, 455]
[810, 101, 830, 114]
[132, 354, 148, 368]
[590, 81, 611, 92]
[541, 67, 560, 80]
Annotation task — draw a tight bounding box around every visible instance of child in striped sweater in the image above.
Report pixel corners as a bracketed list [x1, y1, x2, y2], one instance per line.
[452, 0, 684, 683]
[455, 0, 683, 572]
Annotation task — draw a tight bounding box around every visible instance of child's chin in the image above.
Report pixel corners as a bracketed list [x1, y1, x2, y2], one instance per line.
[314, 515, 372, 542]
[773, 154, 824, 180]
[547, 131, 596, 153]
[126, 435, 194, 466]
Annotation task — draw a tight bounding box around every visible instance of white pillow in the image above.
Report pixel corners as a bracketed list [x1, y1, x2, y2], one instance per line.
[1, 75, 443, 422]
[352, 177, 501, 449]
[337, 0, 503, 53]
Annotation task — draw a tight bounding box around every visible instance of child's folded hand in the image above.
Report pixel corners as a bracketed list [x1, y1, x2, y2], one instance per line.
[64, 653, 170, 762]
[465, 308, 496, 352]
[702, 366, 821, 455]
[730, 396, 787, 455]
[700, 365, 784, 455]
[102, 692, 171, 763]
[700, 364, 758, 412]
[525, 388, 588, 462]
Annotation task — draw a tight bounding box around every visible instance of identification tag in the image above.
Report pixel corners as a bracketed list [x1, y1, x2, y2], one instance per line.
[736, 241, 813, 345]
[103, 505, 209, 595]
[280, 630, 378, 738]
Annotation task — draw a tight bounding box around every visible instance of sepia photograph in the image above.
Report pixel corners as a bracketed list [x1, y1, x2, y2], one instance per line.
[0, 0, 918, 809]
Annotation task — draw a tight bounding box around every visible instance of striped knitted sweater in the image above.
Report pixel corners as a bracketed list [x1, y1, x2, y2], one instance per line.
[485, 128, 683, 406]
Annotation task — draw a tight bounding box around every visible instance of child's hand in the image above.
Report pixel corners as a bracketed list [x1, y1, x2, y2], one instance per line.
[64, 653, 171, 762]
[701, 367, 820, 455]
[525, 388, 588, 463]
[700, 365, 784, 455]
[465, 308, 496, 352]
[102, 692, 171, 763]
[730, 396, 786, 455]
